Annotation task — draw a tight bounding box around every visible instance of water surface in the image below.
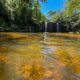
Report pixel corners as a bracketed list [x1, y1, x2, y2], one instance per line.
[0, 33, 80, 80]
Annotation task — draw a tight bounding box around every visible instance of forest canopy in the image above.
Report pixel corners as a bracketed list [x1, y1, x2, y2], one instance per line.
[0, 0, 80, 32]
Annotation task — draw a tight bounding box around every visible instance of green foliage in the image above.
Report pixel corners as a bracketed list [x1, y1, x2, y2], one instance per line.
[48, 11, 65, 22]
[0, 0, 80, 32]
[32, 0, 41, 21]
[0, 0, 47, 32]
[47, 0, 80, 32]
[66, 0, 80, 17]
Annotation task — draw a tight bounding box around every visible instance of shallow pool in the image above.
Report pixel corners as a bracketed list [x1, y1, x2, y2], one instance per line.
[0, 33, 80, 80]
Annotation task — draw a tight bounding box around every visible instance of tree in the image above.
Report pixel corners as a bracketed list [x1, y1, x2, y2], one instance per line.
[65, 0, 80, 32]
[32, 0, 41, 22]
[0, 0, 47, 32]
[66, 0, 80, 17]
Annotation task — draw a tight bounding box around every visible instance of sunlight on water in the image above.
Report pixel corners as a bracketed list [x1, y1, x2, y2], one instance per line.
[0, 33, 80, 80]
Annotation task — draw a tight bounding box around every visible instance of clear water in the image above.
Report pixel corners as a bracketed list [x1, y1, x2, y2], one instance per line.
[0, 33, 80, 80]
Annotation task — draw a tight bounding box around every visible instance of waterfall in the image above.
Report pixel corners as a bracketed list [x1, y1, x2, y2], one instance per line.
[56, 22, 59, 32]
[44, 22, 48, 42]
[42, 22, 55, 55]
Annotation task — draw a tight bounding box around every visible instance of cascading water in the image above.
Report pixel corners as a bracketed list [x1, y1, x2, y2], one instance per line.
[44, 22, 48, 42]
[43, 22, 54, 54]
[56, 22, 59, 32]
[42, 21, 57, 55]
